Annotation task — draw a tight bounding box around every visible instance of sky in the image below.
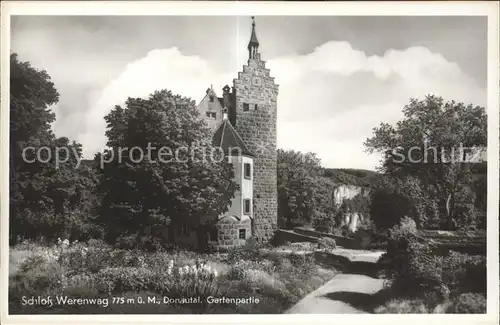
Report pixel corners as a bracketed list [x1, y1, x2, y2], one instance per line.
[11, 15, 487, 170]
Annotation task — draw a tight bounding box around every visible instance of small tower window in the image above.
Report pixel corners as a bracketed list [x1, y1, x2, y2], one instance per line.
[209, 95, 214, 102]
[206, 112, 217, 119]
[244, 163, 252, 179]
[243, 199, 251, 215]
[243, 103, 249, 112]
[255, 104, 258, 111]
[239, 229, 246, 240]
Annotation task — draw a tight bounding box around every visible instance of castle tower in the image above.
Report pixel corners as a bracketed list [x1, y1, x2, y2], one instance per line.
[232, 17, 279, 242]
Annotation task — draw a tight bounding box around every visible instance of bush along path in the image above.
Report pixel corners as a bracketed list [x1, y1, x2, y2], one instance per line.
[286, 219, 487, 314]
[286, 249, 385, 314]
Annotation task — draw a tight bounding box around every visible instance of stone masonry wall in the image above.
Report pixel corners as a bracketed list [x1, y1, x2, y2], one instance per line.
[233, 53, 279, 242]
[197, 88, 224, 132]
[210, 217, 251, 250]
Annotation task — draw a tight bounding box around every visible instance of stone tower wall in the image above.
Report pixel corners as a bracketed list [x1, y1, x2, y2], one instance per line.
[233, 53, 279, 242]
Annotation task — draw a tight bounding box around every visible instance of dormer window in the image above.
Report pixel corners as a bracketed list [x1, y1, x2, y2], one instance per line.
[206, 111, 217, 119]
[243, 103, 249, 112]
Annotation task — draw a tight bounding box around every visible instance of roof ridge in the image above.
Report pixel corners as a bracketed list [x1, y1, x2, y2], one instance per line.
[211, 119, 255, 157]
[219, 120, 227, 147]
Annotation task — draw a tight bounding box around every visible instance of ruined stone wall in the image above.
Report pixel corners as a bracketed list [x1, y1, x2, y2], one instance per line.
[233, 53, 279, 242]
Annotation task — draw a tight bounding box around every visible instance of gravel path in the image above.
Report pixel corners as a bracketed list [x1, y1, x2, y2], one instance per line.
[286, 249, 385, 314]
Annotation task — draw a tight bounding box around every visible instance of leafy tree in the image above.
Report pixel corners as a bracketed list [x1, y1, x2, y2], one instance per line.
[277, 149, 376, 232]
[97, 90, 237, 247]
[369, 176, 421, 230]
[311, 176, 338, 232]
[469, 162, 487, 228]
[10, 53, 98, 243]
[365, 96, 486, 230]
[323, 168, 382, 188]
[277, 149, 324, 229]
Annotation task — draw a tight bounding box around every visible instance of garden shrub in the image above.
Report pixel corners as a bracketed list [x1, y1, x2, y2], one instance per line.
[378, 220, 448, 307]
[287, 253, 316, 275]
[353, 229, 371, 249]
[226, 259, 276, 280]
[374, 298, 430, 314]
[95, 267, 155, 294]
[317, 237, 337, 250]
[378, 215, 487, 313]
[61, 242, 153, 276]
[441, 251, 486, 295]
[446, 293, 486, 314]
[10, 237, 337, 314]
[63, 273, 99, 297]
[226, 237, 262, 263]
[61, 241, 113, 274]
[390, 216, 417, 236]
[267, 253, 293, 273]
[461, 255, 486, 294]
[87, 238, 109, 249]
[18, 254, 50, 274]
[10, 259, 63, 299]
[226, 262, 249, 280]
[143, 250, 173, 270]
[94, 260, 224, 310]
[115, 233, 166, 251]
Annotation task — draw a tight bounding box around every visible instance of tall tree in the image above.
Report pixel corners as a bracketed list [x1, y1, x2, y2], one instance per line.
[277, 149, 325, 228]
[98, 90, 238, 247]
[10, 53, 99, 243]
[365, 95, 486, 230]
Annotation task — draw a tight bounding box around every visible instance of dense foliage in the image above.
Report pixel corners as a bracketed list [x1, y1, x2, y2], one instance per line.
[365, 96, 486, 231]
[277, 150, 324, 228]
[9, 239, 334, 314]
[377, 218, 486, 312]
[323, 168, 382, 188]
[9, 55, 237, 249]
[97, 90, 238, 248]
[9, 53, 99, 244]
[277, 149, 375, 232]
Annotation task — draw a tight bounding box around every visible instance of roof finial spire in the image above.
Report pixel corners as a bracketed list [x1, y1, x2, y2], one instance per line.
[248, 16, 259, 60]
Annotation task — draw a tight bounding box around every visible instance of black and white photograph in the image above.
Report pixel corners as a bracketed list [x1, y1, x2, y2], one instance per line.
[1, 1, 499, 322]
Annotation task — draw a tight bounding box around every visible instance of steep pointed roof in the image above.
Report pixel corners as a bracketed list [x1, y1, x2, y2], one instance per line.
[212, 119, 254, 157]
[247, 16, 259, 49]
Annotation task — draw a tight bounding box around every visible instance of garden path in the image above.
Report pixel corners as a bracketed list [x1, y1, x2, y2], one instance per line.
[286, 249, 385, 314]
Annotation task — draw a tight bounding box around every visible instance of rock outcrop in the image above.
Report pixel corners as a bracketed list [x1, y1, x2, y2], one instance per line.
[332, 185, 370, 233]
[332, 185, 370, 206]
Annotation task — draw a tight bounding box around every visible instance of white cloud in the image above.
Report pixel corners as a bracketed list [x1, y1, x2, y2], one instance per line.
[79, 48, 234, 156]
[77, 41, 486, 170]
